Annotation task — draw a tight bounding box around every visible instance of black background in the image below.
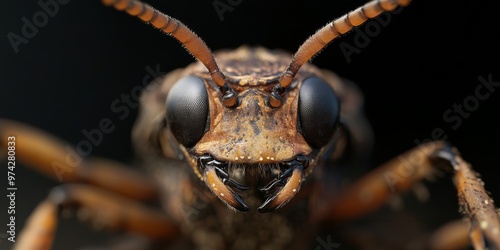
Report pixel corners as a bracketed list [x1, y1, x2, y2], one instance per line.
[1, 0, 499, 249]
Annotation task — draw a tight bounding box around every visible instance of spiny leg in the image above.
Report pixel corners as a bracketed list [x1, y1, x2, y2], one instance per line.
[13, 184, 180, 250]
[448, 152, 500, 249]
[314, 141, 447, 222]
[312, 141, 500, 249]
[0, 119, 159, 201]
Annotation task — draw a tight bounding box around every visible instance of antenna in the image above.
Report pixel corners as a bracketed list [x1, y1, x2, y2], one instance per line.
[102, 0, 238, 107]
[269, 0, 412, 108]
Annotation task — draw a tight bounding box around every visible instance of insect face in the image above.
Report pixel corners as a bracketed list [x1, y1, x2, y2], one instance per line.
[164, 48, 341, 212]
[5, 0, 500, 249]
[106, 0, 413, 214]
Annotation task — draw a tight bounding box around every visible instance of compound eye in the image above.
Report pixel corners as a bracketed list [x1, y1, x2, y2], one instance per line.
[165, 76, 209, 148]
[298, 77, 340, 149]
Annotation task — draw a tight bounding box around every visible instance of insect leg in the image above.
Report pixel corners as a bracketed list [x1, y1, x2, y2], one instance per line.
[0, 119, 159, 201]
[442, 150, 500, 249]
[427, 219, 470, 250]
[312, 141, 500, 249]
[13, 184, 180, 250]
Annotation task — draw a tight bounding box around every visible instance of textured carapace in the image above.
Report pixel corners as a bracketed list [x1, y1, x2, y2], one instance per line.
[103, 0, 413, 212]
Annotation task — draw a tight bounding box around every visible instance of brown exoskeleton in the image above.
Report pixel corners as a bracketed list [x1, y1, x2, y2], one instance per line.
[2, 0, 500, 249]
